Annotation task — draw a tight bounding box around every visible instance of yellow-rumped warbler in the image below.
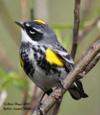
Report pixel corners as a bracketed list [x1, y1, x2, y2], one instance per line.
[15, 20, 88, 100]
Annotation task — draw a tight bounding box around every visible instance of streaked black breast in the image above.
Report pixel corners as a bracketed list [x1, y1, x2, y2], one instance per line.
[20, 42, 35, 77]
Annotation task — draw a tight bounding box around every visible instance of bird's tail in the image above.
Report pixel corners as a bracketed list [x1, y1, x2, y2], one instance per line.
[68, 80, 88, 100]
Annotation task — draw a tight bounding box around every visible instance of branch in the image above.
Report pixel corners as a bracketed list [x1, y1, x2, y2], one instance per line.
[32, 37, 100, 115]
[50, 99, 62, 115]
[22, 8, 42, 115]
[77, 52, 100, 80]
[0, 46, 15, 70]
[71, 0, 81, 59]
[30, 8, 34, 20]
[83, 53, 100, 74]
[53, 1, 81, 114]
[20, 1, 29, 115]
[81, 0, 93, 21]
[20, 0, 28, 20]
[79, 16, 100, 42]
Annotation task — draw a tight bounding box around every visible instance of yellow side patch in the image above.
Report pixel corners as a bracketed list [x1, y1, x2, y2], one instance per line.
[20, 57, 24, 67]
[34, 19, 46, 24]
[46, 48, 64, 66]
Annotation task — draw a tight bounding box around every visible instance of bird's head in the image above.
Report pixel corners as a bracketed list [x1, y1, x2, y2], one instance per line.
[15, 20, 57, 44]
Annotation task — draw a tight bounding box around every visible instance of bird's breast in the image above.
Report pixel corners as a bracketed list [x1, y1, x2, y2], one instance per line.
[20, 43, 35, 77]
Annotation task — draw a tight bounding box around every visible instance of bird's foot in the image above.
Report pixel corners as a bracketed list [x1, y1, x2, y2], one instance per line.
[51, 87, 63, 100]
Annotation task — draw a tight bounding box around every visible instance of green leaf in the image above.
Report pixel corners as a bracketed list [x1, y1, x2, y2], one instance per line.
[0, 68, 28, 91]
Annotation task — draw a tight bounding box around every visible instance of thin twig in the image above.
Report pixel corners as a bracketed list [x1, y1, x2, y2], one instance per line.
[0, 0, 19, 45]
[20, 1, 29, 115]
[22, 89, 29, 105]
[81, 0, 93, 21]
[30, 8, 39, 113]
[32, 37, 100, 115]
[75, 35, 100, 79]
[84, 53, 100, 73]
[23, 88, 42, 115]
[71, 0, 81, 59]
[22, 88, 29, 115]
[53, 1, 81, 115]
[0, 47, 15, 70]
[79, 52, 100, 78]
[30, 8, 34, 20]
[50, 98, 62, 115]
[22, 7, 41, 115]
[79, 16, 100, 42]
[20, 0, 28, 21]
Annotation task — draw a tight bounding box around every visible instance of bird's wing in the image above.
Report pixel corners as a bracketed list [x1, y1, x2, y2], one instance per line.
[45, 44, 74, 72]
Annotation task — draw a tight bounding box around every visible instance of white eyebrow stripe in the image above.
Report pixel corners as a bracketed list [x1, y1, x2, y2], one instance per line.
[26, 23, 30, 27]
[32, 27, 41, 32]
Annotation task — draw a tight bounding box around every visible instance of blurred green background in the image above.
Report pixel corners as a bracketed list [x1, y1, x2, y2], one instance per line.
[0, 0, 100, 115]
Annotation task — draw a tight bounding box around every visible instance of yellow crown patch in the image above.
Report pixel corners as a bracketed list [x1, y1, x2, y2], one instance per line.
[46, 48, 64, 66]
[34, 19, 46, 24]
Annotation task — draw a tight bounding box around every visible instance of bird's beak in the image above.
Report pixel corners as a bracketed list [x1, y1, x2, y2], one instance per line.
[15, 21, 24, 29]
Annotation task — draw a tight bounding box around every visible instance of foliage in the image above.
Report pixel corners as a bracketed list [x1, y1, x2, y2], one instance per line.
[0, 68, 28, 91]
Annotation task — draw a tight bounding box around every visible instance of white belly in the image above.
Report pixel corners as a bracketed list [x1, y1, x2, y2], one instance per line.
[29, 61, 67, 92]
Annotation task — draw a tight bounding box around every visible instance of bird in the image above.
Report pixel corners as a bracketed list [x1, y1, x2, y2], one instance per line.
[15, 19, 88, 100]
